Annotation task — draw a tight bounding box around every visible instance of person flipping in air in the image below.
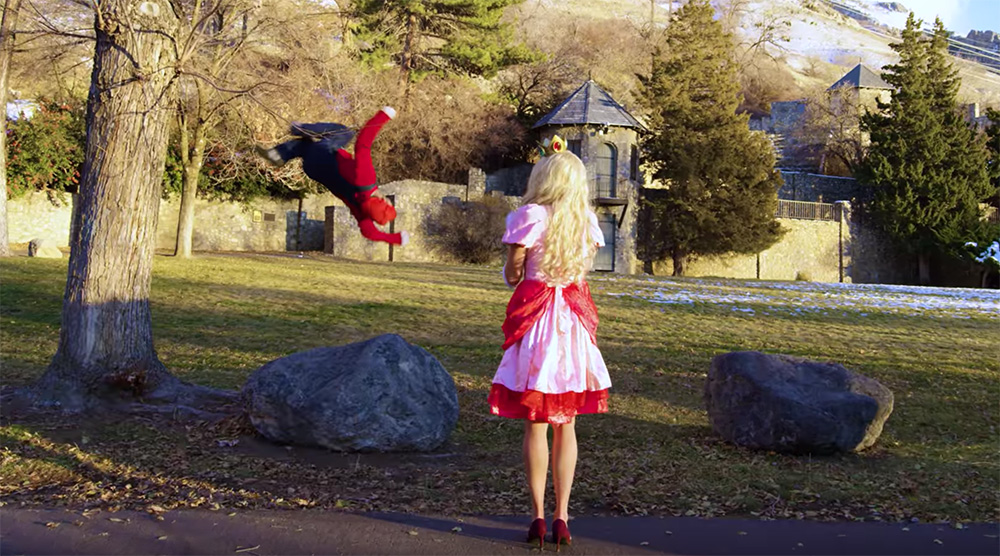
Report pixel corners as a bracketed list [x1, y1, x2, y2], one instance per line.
[257, 107, 407, 246]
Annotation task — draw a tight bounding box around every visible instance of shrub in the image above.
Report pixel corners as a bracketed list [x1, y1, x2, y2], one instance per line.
[424, 195, 510, 264]
[5, 99, 85, 198]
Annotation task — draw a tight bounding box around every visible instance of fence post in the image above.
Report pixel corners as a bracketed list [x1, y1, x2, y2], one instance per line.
[834, 201, 845, 283]
[324, 206, 335, 254]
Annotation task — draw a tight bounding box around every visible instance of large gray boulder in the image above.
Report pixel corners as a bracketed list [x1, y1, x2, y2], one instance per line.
[704, 351, 893, 454]
[242, 334, 459, 452]
[27, 238, 63, 259]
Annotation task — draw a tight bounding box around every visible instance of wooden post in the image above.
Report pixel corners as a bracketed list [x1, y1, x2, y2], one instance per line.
[295, 196, 304, 251]
[324, 206, 335, 254]
[387, 195, 396, 262]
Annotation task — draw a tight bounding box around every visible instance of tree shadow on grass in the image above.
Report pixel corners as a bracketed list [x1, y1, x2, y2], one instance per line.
[1, 388, 996, 526]
[0, 271, 505, 391]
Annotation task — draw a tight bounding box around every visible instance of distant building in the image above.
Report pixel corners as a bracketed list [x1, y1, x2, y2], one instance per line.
[826, 63, 893, 108]
[751, 63, 892, 174]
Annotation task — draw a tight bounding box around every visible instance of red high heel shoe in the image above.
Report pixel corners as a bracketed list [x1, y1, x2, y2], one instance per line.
[552, 519, 571, 551]
[527, 518, 546, 549]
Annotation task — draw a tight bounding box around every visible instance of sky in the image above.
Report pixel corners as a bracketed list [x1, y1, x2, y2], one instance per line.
[901, 0, 1000, 35]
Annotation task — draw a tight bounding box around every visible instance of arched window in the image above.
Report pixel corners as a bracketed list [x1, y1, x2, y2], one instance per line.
[595, 143, 617, 198]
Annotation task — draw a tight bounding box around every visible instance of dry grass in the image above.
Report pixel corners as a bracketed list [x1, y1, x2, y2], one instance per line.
[1, 253, 997, 523]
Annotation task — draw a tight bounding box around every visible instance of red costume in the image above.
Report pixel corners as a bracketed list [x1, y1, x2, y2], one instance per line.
[486, 203, 612, 424]
[265, 108, 405, 245]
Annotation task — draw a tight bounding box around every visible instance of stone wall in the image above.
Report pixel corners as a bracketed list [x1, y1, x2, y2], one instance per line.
[485, 164, 532, 196]
[653, 216, 847, 282]
[769, 100, 807, 135]
[7, 180, 468, 261]
[6, 184, 978, 286]
[154, 195, 332, 252]
[5, 192, 75, 246]
[324, 179, 470, 263]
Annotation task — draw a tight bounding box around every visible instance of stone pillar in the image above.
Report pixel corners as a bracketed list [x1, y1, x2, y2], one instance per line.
[834, 201, 852, 283]
[324, 206, 335, 255]
[467, 167, 486, 202]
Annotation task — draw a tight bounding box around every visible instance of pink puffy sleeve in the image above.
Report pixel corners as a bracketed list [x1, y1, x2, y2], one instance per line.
[588, 211, 606, 247]
[503, 204, 548, 248]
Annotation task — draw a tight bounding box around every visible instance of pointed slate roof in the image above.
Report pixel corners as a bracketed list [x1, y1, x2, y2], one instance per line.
[828, 63, 893, 91]
[533, 80, 647, 131]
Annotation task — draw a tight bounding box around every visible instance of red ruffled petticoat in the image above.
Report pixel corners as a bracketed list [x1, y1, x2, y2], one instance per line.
[488, 383, 609, 425]
[490, 279, 608, 424]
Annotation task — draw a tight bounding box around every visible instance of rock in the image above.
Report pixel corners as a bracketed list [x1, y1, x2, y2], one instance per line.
[704, 351, 893, 454]
[27, 238, 63, 259]
[242, 334, 459, 452]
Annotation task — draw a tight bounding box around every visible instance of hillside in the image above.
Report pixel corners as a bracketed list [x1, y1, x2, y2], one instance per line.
[516, 0, 1000, 108]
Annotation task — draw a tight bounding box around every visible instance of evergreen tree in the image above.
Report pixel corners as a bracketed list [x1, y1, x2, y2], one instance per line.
[350, 0, 536, 83]
[858, 16, 994, 284]
[637, 0, 782, 276]
[986, 108, 1000, 206]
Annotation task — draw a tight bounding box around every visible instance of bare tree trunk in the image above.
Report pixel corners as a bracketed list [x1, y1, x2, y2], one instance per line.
[23, 1, 234, 414]
[672, 248, 686, 276]
[174, 104, 208, 259]
[0, 0, 23, 258]
[917, 252, 931, 285]
[400, 11, 417, 101]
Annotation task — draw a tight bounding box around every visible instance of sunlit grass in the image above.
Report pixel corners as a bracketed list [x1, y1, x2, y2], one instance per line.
[1, 253, 997, 522]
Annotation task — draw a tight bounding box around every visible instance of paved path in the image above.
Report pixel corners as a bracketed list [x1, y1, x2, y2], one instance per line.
[1, 508, 997, 555]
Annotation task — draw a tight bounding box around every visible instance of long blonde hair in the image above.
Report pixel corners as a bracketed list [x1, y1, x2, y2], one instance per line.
[523, 151, 595, 285]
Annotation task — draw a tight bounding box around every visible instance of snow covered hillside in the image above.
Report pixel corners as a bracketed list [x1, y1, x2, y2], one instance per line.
[542, 0, 1000, 105]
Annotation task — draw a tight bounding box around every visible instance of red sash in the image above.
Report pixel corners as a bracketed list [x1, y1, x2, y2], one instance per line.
[501, 280, 598, 350]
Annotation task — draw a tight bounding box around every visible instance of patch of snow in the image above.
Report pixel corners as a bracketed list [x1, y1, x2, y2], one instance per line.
[597, 275, 1000, 319]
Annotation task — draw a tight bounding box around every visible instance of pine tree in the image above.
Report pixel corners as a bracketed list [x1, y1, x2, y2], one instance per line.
[350, 0, 536, 83]
[985, 108, 1000, 206]
[637, 0, 782, 276]
[859, 16, 993, 284]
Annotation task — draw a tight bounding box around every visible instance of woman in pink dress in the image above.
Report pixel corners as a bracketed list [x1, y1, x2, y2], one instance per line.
[487, 148, 611, 550]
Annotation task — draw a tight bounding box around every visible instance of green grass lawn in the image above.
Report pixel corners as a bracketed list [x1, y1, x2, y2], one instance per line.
[1, 253, 998, 523]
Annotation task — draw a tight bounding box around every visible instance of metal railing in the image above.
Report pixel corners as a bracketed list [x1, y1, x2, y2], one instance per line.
[776, 199, 837, 221]
[594, 176, 617, 199]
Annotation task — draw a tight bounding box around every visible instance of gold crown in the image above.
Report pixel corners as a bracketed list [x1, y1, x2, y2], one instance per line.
[538, 134, 566, 158]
